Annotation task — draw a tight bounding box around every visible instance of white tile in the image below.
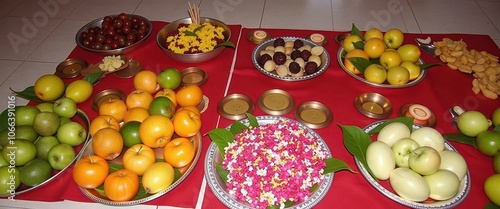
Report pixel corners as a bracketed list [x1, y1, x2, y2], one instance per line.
[261, 0, 333, 30]
[0, 0, 23, 15]
[0, 60, 22, 85]
[66, 0, 142, 21]
[199, 0, 265, 28]
[7, 0, 83, 19]
[27, 19, 88, 62]
[409, 0, 500, 39]
[478, 1, 500, 32]
[0, 61, 58, 110]
[134, 0, 201, 23]
[495, 39, 500, 49]
[332, 0, 409, 32]
[0, 16, 62, 60]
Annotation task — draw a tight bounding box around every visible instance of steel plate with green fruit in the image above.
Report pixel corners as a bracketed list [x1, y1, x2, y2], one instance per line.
[339, 118, 471, 208]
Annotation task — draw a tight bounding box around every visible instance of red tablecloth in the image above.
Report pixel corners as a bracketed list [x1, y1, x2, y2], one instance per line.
[8, 22, 500, 209]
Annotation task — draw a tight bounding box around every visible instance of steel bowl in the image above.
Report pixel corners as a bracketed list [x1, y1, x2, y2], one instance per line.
[156, 17, 231, 63]
[75, 14, 152, 55]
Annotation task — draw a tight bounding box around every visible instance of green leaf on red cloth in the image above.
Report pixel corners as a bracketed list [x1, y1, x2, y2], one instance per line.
[339, 124, 376, 181]
[350, 23, 363, 40]
[10, 86, 43, 102]
[83, 71, 105, 85]
[323, 157, 355, 175]
[443, 133, 477, 148]
[419, 62, 444, 70]
[216, 40, 235, 49]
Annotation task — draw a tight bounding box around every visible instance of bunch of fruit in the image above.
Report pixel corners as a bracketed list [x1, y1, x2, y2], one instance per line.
[342, 26, 422, 86]
[366, 122, 467, 202]
[73, 68, 204, 201]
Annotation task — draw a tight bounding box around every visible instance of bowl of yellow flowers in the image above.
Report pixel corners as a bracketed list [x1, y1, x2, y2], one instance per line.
[156, 17, 232, 63]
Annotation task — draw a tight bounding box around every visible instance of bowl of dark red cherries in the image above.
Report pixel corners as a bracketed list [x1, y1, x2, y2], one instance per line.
[75, 13, 152, 55]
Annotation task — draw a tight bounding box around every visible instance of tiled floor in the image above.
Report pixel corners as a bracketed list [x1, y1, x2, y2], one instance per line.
[0, 0, 499, 208]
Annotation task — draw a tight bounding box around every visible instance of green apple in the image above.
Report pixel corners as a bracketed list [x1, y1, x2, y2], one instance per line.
[492, 107, 500, 127]
[423, 169, 460, 201]
[36, 102, 54, 113]
[379, 50, 402, 69]
[439, 150, 468, 181]
[53, 97, 77, 118]
[0, 166, 21, 195]
[34, 74, 65, 102]
[32, 112, 60, 136]
[15, 106, 40, 126]
[149, 96, 176, 119]
[342, 34, 363, 52]
[383, 28, 404, 49]
[392, 138, 420, 168]
[57, 121, 87, 146]
[409, 146, 441, 175]
[476, 130, 500, 157]
[389, 167, 430, 202]
[377, 122, 411, 147]
[484, 174, 500, 206]
[20, 158, 53, 187]
[397, 44, 421, 63]
[157, 68, 182, 90]
[366, 141, 395, 180]
[1, 139, 36, 166]
[35, 136, 60, 160]
[15, 125, 39, 143]
[493, 151, 500, 173]
[410, 127, 445, 152]
[457, 110, 490, 137]
[59, 117, 72, 126]
[47, 143, 75, 170]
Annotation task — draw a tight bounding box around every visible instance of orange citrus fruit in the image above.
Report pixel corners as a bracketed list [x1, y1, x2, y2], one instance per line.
[99, 98, 128, 122]
[344, 49, 369, 74]
[139, 115, 174, 148]
[176, 85, 203, 107]
[123, 107, 150, 123]
[134, 70, 159, 94]
[155, 88, 177, 108]
[126, 89, 154, 109]
[92, 128, 124, 160]
[89, 115, 120, 137]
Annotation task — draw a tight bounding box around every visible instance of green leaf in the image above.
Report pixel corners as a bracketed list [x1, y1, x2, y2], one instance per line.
[207, 128, 234, 159]
[216, 41, 235, 49]
[193, 25, 205, 33]
[338, 124, 376, 181]
[367, 117, 414, 135]
[215, 162, 229, 183]
[494, 125, 500, 132]
[182, 31, 197, 37]
[347, 57, 371, 74]
[132, 177, 149, 200]
[174, 168, 182, 182]
[229, 121, 248, 135]
[108, 162, 124, 173]
[309, 183, 319, 193]
[10, 86, 43, 102]
[323, 157, 355, 175]
[485, 201, 500, 209]
[83, 71, 104, 85]
[350, 23, 363, 40]
[443, 133, 477, 148]
[246, 113, 259, 128]
[419, 63, 442, 70]
[353, 41, 365, 50]
[267, 200, 294, 209]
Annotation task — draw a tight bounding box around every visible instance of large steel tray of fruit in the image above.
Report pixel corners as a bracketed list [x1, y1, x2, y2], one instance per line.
[156, 17, 231, 63]
[355, 121, 470, 209]
[0, 109, 90, 197]
[76, 132, 202, 205]
[337, 47, 427, 88]
[75, 14, 152, 55]
[252, 37, 330, 81]
[204, 115, 334, 208]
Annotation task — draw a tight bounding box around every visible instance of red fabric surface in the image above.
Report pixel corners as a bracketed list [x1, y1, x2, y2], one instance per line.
[201, 28, 500, 209]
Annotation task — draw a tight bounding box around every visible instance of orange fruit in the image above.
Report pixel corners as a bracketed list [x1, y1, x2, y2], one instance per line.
[163, 137, 195, 168]
[99, 98, 128, 122]
[122, 144, 156, 176]
[139, 115, 174, 148]
[126, 89, 154, 109]
[89, 115, 120, 137]
[104, 169, 139, 202]
[176, 105, 201, 117]
[176, 85, 203, 107]
[123, 107, 150, 123]
[173, 109, 201, 138]
[344, 49, 369, 74]
[134, 70, 159, 94]
[72, 155, 109, 189]
[155, 88, 177, 108]
[92, 128, 124, 160]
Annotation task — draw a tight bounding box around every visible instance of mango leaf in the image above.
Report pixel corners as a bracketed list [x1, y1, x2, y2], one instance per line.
[174, 168, 182, 182]
[10, 86, 42, 102]
[215, 162, 229, 183]
[83, 71, 104, 85]
[216, 41, 235, 49]
[182, 31, 197, 37]
[193, 25, 205, 33]
[443, 133, 477, 148]
[338, 124, 377, 181]
[367, 117, 414, 135]
[347, 57, 371, 74]
[108, 162, 124, 173]
[132, 178, 149, 200]
[207, 128, 234, 159]
[246, 113, 259, 128]
[350, 23, 363, 40]
[353, 41, 365, 50]
[323, 157, 355, 175]
[419, 63, 442, 70]
[229, 120, 248, 135]
[485, 202, 500, 209]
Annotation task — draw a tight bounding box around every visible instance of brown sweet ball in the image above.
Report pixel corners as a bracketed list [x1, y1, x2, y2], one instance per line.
[273, 38, 285, 47]
[293, 39, 304, 49]
[290, 50, 301, 60]
[304, 62, 318, 75]
[300, 50, 312, 61]
[273, 51, 287, 65]
[288, 62, 301, 74]
[259, 54, 272, 67]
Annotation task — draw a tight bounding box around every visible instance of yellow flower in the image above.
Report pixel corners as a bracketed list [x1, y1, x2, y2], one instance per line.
[166, 22, 226, 54]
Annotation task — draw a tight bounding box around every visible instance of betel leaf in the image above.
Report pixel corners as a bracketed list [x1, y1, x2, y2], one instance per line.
[347, 57, 371, 74]
[10, 86, 42, 102]
[215, 162, 229, 183]
[367, 117, 414, 135]
[216, 41, 235, 49]
[207, 128, 234, 159]
[246, 113, 259, 128]
[230, 120, 248, 135]
[350, 23, 363, 40]
[353, 41, 365, 50]
[443, 133, 477, 148]
[323, 157, 355, 175]
[419, 63, 442, 70]
[338, 124, 377, 181]
[83, 71, 104, 85]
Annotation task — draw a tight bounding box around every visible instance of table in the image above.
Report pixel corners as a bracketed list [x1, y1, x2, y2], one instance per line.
[6, 21, 500, 209]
